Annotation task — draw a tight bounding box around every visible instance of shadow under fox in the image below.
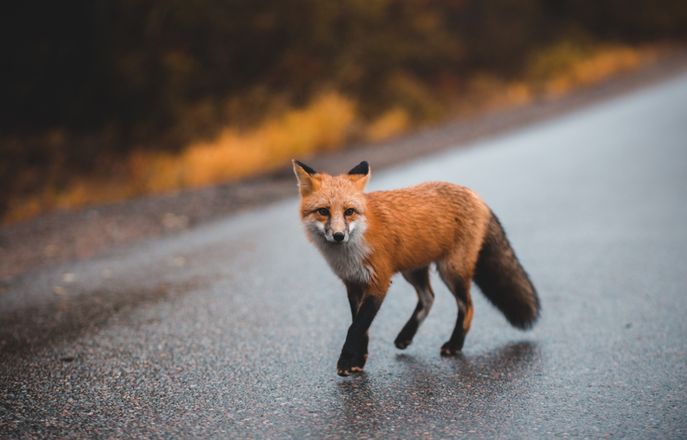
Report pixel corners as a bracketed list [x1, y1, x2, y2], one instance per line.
[293, 160, 540, 376]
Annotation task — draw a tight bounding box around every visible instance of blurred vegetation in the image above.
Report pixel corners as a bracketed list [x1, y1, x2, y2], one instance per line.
[1, 0, 686, 221]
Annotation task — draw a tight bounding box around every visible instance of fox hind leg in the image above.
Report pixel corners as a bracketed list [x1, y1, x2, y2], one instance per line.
[394, 266, 435, 350]
[437, 261, 474, 356]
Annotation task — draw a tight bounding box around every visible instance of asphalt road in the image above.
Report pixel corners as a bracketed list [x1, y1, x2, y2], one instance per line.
[2, 73, 687, 439]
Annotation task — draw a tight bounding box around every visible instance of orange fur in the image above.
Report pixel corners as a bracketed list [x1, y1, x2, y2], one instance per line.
[362, 183, 491, 295]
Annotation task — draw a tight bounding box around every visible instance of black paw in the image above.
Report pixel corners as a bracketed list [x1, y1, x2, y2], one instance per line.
[394, 337, 412, 350]
[352, 350, 367, 369]
[394, 322, 418, 350]
[440, 341, 463, 357]
[337, 351, 367, 376]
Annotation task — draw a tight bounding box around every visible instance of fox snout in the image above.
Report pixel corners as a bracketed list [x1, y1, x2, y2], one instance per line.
[325, 215, 350, 243]
[325, 230, 348, 243]
[305, 212, 363, 245]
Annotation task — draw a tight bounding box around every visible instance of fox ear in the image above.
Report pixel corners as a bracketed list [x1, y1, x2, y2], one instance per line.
[292, 159, 320, 196]
[347, 161, 370, 191]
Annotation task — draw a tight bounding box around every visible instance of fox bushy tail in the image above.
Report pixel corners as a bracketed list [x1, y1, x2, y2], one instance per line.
[474, 212, 540, 329]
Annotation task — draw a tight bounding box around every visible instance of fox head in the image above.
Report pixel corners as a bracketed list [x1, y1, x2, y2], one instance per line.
[292, 160, 370, 245]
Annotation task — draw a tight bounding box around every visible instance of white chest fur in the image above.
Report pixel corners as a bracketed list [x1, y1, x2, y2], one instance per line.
[317, 238, 373, 284]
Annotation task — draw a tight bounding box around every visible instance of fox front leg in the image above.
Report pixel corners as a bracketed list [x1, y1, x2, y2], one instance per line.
[345, 284, 369, 371]
[337, 294, 382, 376]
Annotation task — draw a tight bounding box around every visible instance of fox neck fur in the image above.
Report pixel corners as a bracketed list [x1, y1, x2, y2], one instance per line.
[306, 218, 374, 284]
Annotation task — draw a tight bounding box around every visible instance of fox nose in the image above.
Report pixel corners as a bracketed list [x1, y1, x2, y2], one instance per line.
[333, 232, 345, 242]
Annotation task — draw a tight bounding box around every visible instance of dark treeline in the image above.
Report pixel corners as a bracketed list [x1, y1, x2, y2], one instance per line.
[1, 0, 686, 208]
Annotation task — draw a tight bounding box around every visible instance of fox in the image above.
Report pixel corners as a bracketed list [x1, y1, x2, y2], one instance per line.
[292, 159, 540, 376]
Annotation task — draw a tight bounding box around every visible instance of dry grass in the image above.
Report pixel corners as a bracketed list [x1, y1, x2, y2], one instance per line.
[4, 43, 665, 223]
[449, 43, 660, 118]
[527, 42, 658, 97]
[129, 92, 356, 193]
[5, 93, 356, 222]
[365, 107, 411, 142]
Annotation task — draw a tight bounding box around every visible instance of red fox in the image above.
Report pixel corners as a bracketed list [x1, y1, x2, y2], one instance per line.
[293, 160, 540, 376]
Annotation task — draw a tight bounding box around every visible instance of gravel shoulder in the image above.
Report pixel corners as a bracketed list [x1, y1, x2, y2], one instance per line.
[2, 53, 687, 282]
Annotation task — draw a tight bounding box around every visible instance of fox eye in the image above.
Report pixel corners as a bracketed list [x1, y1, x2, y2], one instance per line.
[344, 208, 355, 216]
[317, 208, 330, 216]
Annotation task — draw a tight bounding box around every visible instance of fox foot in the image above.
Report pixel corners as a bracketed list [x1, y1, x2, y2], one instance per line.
[394, 336, 412, 350]
[440, 339, 465, 357]
[394, 324, 418, 349]
[337, 352, 368, 376]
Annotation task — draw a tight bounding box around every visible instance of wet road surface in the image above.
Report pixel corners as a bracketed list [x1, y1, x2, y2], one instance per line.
[2, 74, 687, 438]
